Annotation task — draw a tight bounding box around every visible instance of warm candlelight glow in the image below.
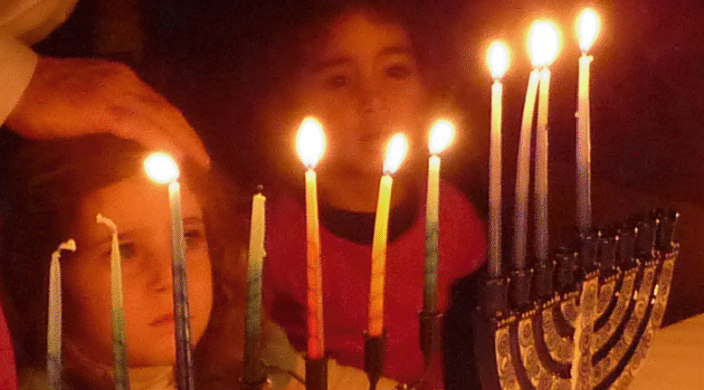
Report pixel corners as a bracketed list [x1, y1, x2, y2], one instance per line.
[428, 120, 455, 155]
[528, 20, 560, 67]
[577, 8, 600, 52]
[296, 116, 326, 169]
[383, 133, 408, 174]
[487, 41, 510, 79]
[144, 152, 180, 184]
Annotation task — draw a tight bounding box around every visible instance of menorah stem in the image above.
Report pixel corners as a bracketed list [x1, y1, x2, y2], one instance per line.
[364, 333, 385, 390]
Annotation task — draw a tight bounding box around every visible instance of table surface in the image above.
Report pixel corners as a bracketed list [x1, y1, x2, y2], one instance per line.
[629, 312, 704, 389]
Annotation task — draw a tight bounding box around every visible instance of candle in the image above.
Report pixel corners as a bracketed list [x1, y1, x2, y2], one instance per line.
[576, 8, 600, 232]
[47, 239, 76, 390]
[513, 69, 539, 270]
[368, 133, 408, 336]
[143, 152, 194, 390]
[295, 117, 326, 359]
[424, 120, 455, 313]
[244, 188, 266, 383]
[96, 214, 130, 390]
[487, 41, 509, 278]
[531, 21, 560, 263]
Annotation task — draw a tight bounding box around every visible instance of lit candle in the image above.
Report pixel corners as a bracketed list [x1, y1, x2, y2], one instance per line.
[295, 117, 326, 360]
[143, 152, 194, 390]
[96, 214, 130, 390]
[576, 8, 600, 233]
[424, 120, 455, 313]
[244, 188, 266, 384]
[368, 133, 408, 336]
[531, 21, 560, 263]
[487, 41, 509, 278]
[47, 239, 76, 390]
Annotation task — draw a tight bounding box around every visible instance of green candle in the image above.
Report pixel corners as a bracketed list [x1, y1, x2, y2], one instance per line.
[96, 214, 130, 390]
[424, 120, 455, 313]
[47, 239, 76, 390]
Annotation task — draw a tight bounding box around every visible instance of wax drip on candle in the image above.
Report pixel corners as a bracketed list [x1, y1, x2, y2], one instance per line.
[96, 214, 130, 390]
[47, 239, 76, 390]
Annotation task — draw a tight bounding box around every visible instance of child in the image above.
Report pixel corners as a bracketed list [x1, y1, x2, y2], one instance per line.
[0, 134, 395, 390]
[258, 2, 487, 388]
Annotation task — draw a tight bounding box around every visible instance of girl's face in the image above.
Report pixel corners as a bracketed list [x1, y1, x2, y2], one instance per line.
[295, 10, 426, 179]
[63, 174, 213, 367]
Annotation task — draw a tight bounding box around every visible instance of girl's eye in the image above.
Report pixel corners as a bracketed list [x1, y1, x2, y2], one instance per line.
[324, 73, 350, 89]
[185, 228, 205, 249]
[118, 242, 137, 260]
[385, 63, 413, 80]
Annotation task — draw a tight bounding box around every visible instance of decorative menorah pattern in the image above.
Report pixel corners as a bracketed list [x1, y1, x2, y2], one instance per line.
[473, 209, 679, 390]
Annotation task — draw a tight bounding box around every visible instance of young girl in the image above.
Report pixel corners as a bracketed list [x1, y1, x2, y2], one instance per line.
[257, 2, 487, 389]
[0, 134, 395, 390]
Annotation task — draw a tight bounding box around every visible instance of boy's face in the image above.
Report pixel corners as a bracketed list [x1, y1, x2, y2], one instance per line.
[63, 174, 213, 367]
[295, 10, 425, 179]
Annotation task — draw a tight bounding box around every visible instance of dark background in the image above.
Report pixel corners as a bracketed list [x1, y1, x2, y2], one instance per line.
[36, 0, 704, 325]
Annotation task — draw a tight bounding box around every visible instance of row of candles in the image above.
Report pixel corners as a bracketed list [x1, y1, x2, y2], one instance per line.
[43, 8, 600, 390]
[489, 9, 601, 277]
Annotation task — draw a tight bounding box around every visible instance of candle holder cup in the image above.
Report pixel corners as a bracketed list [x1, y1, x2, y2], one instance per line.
[363, 332, 386, 390]
[418, 311, 442, 371]
[509, 268, 533, 311]
[305, 355, 328, 390]
[472, 210, 679, 390]
[479, 275, 508, 319]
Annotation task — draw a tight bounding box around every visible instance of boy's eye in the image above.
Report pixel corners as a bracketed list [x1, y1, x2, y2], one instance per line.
[118, 242, 137, 260]
[185, 228, 205, 249]
[385, 63, 413, 79]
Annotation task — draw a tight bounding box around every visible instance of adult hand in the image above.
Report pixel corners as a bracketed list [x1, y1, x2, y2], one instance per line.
[5, 56, 210, 167]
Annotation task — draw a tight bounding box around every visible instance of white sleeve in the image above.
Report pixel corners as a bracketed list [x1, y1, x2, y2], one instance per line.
[0, 0, 78, 125]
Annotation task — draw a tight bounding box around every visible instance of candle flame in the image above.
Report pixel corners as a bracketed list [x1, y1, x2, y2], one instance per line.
[428, 119, 455, 155]
[487, 41, 510, 79]
[528, 20, 560, 67]
[577, 8, 600, 52]
[383, 133, 408, 175]
[144, 152, 180, 184]
[296, 117, 326, 169]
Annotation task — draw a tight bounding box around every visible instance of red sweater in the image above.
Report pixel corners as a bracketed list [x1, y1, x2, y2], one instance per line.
[263, 181, 486, 388]
[0, 303, 17, 389]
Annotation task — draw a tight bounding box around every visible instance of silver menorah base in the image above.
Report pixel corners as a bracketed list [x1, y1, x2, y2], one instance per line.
[473, 209, 679, 390]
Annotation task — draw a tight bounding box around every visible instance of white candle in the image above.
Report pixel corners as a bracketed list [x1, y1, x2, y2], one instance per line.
[244, 189, 266, 383]
[47, 239, 76, 390]
[576, 8, 600, 232]
[529, 20, 560, 264]
[96, 214, 130, 390]
[487, 42, 509, 278]
[535, 67, 552, 262]
[513, 69, 539, 270]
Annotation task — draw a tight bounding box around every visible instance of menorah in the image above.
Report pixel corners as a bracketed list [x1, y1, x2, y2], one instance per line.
[472, 208, 679, 390]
